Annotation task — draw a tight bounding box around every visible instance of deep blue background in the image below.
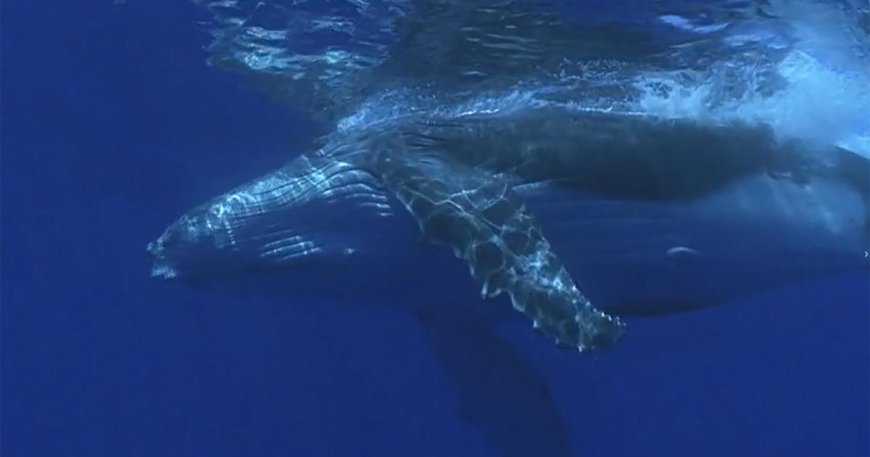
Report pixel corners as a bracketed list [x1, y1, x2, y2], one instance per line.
[2, 2, 868, 456]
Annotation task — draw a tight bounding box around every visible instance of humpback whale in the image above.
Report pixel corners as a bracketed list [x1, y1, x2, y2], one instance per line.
[148, 1, 869, 455]
[148, 106, 868, 350]
[148, 103, 868, 456]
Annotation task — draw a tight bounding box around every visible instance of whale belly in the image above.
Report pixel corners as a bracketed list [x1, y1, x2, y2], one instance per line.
[519, 174, 868, 315]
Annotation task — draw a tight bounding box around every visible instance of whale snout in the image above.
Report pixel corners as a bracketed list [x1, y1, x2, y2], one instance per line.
[146, 208, 225, 280]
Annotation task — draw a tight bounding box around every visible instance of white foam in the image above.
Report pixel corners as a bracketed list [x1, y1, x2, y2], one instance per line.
[635, 1, 870, 157]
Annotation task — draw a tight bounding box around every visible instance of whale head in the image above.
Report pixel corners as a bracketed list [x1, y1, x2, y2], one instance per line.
[147, 153, 403, 281]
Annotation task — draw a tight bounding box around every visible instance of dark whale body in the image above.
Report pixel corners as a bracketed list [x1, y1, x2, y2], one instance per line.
[149, 106, 867, 337]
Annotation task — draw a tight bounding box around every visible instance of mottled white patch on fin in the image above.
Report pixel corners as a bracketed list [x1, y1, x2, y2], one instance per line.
[377, 146, 625, 351]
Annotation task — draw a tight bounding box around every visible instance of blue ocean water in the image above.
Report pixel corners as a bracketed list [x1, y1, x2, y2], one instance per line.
[1, 1, 868, 457]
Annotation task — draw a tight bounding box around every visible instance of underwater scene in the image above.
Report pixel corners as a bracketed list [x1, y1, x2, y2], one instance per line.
[2, 1, 869, 456]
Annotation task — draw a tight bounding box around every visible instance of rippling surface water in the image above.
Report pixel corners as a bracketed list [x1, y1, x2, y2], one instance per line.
[196, 0, 869, 151]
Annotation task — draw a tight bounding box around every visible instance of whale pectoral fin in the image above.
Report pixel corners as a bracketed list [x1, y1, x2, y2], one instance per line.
[416, 310, 572, 457]
[379, 154, 624, 351]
